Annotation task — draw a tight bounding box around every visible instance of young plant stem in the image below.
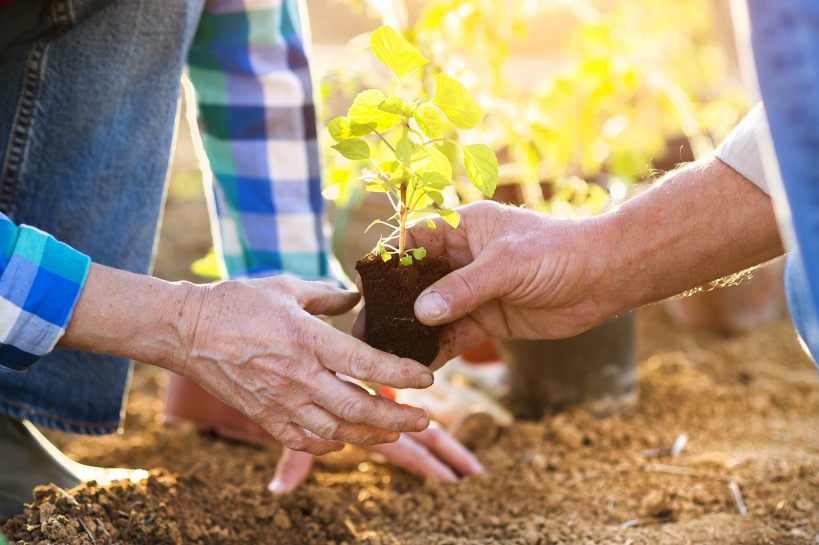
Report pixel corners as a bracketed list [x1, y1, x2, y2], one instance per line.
[399, 181, 407, 256]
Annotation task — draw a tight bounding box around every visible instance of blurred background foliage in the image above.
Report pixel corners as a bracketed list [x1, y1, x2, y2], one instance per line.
[316, 0, 748, 217]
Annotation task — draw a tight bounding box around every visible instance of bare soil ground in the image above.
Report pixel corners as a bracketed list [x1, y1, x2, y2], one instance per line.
[3, 101, 818, 544]
[2, 300, 818, 544]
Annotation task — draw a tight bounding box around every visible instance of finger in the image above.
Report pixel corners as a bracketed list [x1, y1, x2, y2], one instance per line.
[312, 374, 430, 434]
[367, 434, 458, 482]
[428, 315, 493, 370]
[351, 307, 365, 340]
[269, 448, 315, 494]
[409, 426, 484, 475]
[273, 421, 345, 456]
[291, 403, 400, 446]
[297, 282, 361, 316]
[318, 325, 434, 389]
[414, 251, 505, 327]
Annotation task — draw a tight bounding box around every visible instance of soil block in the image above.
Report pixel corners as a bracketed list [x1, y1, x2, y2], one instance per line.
[355, 252, 450, 365]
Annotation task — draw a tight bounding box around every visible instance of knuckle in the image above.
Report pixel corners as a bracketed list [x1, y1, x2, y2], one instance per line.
[282, 431, 309, 452]
[315, 419, 341, 440]
[348, 353, 376, 379]
[338, 394, 368, 423]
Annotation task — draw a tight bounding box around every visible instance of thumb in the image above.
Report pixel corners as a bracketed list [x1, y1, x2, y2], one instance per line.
[414, 253, 504, 326]
[298, 282, 361, 316]
[268, 448, 315, 494]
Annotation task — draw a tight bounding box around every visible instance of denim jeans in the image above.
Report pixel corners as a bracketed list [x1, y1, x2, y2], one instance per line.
[0, 0, 204, 433]
[747, 0, 819, 364]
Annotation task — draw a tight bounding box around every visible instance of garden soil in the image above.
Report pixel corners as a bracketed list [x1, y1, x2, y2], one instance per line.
[2, 145, 817, 544]
[3, 300, 817, 544]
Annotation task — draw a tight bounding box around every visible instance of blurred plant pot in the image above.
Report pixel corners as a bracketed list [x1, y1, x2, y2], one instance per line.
[663, 262, 783, 335]
[497, 312, 637, 420]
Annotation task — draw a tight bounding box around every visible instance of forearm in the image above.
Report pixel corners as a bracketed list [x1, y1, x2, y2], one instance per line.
[590, 156, 784, 318]
[59, 264, 200, 372]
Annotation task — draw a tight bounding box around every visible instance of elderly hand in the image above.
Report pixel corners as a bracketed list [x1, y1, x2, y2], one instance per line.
[268, 425, 484, 493]
[62, 266, 434, 455]
[354, 200, 605, 369]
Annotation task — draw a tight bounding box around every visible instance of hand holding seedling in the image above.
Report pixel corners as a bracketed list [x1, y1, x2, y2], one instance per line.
[377, 157, 783, 369]
[354, 200, 605, 369]
[62, 266, 435, 455]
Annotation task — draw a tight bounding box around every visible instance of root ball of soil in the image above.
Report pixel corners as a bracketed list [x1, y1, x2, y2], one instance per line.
[356, 253, 450, 365]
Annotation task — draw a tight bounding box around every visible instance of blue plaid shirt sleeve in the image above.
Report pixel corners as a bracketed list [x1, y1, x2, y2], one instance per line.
[0, 211, 91, 371]
[187, 0, 334, 282]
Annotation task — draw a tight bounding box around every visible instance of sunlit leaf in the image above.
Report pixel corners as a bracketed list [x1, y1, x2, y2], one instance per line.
[414, 103, 444, 139]
[366, 180, 390, 193]
[426, 218, 437, 230]
[328, 116, 372, 141]
[412, 247, 427, 260]
[379, 160, 400, 174]
[422, 146, 453, 179]
[438, 208, 460, 228]
[432, 74, 484, 130]
[420, 170, 451, 191]
[370, 25, 429, 80]
[349, 89, 401, 132]
[379, 95, 414, 117]
[463, 144, 498, 197]
[400, 255, 413, 266]
[396, 137, 413, 166]
[332, 139, 371, 160]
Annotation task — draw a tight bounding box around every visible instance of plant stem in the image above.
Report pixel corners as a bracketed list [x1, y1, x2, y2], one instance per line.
[399, 181, 407, 256]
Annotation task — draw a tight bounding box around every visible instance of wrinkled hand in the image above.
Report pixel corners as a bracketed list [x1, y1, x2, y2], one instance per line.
[355, 201, 606, 369]
[176, 276, 433, 455]
[268, 425, 484, 493]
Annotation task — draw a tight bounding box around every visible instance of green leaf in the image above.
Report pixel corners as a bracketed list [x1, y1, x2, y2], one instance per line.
[426, 218, 437, 230]
[366, 180, 390, 193]
[332, 139, 371, 161]
[396, 137, 413, 166]
[432, 74, 484, 130]
[349, 89, 401, 132]
[422, 146, 453, 179]
[412, 247, 427, 260]
[438, 208, 460, 228]
[379, 160, 400, 174]
[400, 255, 413, 266]
[414, 104, 444, 139]
[462, 144, 498, 198]
[420, 170, 451, 191]
[370, 26, 429, 80]
[379, 96, 414, 117]
[424, 189, 444, 205]
[382, 252, 392, 262]
[328, 116, 372, 141]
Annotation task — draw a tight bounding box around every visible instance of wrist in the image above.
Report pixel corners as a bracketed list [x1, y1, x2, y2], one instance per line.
[61, 265, 208, 371]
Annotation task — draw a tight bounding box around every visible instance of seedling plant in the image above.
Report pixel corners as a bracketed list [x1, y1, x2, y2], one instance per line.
[328, 25, 498, 264]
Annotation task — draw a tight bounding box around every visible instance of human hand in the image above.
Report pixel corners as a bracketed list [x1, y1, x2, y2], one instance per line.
[172, 276, 433, 455]
[355, 201, 606, 369]
[268, 425, 484, 493]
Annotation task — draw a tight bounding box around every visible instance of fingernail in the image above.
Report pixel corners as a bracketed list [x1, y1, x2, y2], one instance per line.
[415, 413, 430, 431]
[469, 460, 486, 474]
[416, 291, 448, 320]
[417, 372, 434, 389]
[268, 479, 288, 494]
